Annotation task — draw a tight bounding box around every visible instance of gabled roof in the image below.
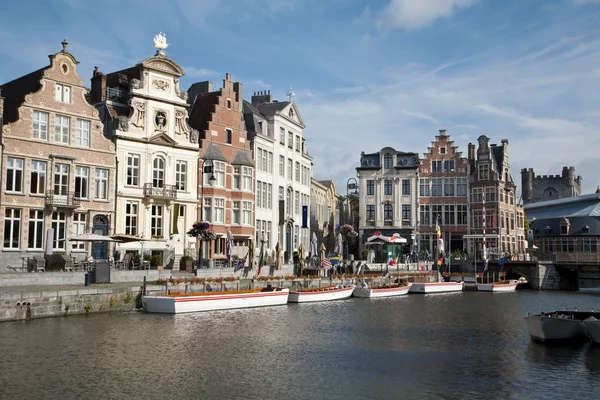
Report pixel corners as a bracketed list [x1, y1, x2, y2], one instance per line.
[256, 101, 305, 128]
[201, 143, 227, 162]
[148, 132, 178, 146]
[231, 150, 254, 167]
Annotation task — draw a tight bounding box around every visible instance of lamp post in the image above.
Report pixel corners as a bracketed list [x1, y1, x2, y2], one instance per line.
[346, 177, 358, 260]
[198, 159, 216, 270]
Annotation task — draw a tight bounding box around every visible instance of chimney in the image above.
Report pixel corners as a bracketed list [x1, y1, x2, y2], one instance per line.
[187, 81, 213, 109]
[89, 68, 107, 105]
[251, 90, 273, 106]
[233, 81, 243, 112]
[468, 143, 475, 160]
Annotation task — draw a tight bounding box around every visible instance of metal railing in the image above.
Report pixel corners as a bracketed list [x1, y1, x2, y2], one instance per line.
[143, 183, 177, 199]
[106, 87, 129, 105]
[45, 190, 81, 208]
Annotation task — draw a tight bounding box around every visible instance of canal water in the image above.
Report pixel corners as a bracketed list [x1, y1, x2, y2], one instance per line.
[1, 290, 599, 400]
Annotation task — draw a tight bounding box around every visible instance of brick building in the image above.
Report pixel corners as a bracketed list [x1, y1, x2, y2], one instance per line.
[418, 130, 469, 255]
[89, 35, 199, 268]
[188, 74, 254, 265]
[467, 136, 526, 258]
[310, 178, 344, 252]
[0, 40, 116, 267]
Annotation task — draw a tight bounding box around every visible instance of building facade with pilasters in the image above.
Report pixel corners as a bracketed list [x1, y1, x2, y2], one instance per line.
[357, 148, 419, 254]
[0, 40, 116, 267]
[90, 38, 199, 268]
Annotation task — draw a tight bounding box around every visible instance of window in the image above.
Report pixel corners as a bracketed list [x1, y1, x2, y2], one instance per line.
[295, 162, 300, 182]
[243, 167, 253, 191]
[286, 189, 293, 216]
[431, 161, 442, 172]
[384, 204, 393, 222]
[52, 211, 66, 250]
[295, 136, 300, 151]
[226, 129, 232, 144]
[444, 178, 455, 196]
[294, 225, 299, 248]
[420, 205, 430, 225]
[456, 178, 467, 197]
[54, 163, 69, 196]
[74, 167, 89, 199]
[203, 198, 212, 222]
[402, 205, 411, 220]
[150, 205, 163, 237]
[3, 208, 21, 249]
[287, 159, 293, 180]
[28, 210, 44, 249]
[126, 154, 140, 186]
[242, 201, 252, 225]
[279, 186, 284, 201]
[444, 205, 455, 225]
[443, 160, 455, 172]
[431, 178, 442, 196]
[267, 152, 273, 174]
[256, 180, 262, 208]
[233, 166, 241, 189]
[267, 184, 272, 209]
[175, 161, 187, 191]
[457, 205, 467, 225]
[55, 84, 71, 103]
[210, 161, 225, 187]
[485, 187, 496, 202]
[125, 201, 138, 235]
[420, 179, 430, 197]
[295, 190, 300, 214]
[280, 128, 285, 144]
[33, 111, 48, 140]
[30, 160, 46, 195]
[402, 179, 410, 196]
[214, 198, 225, 223]
[233, 201, 240, 224]
[55, 115, 70, 144]
[152, 157, 165, 188]
[263, 182, 268, 209]
[478, 164, 489, 181]
[288, 132, 293, 147]
[366, 205, 375, 220]
[279, 156, 285, 177]
[95, 169, 108, 200]
[384, 180, 392, 195]
[472, 187, 482, 203]
[75, 119, 90, 147]
[179, 204, 186, 218]
[6, 157, 24, 192]
[367, 180, 375, 195]
[384, 154, 393, 169]
[72, 213, 87, 250]
[432, 205, 443, 225]
[471, 210, 482, 229]
[440, 147, 446, 154]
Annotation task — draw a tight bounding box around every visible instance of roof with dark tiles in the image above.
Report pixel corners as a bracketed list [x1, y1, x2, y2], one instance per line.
[0, 67, 45, 124]
[201, 143, 227, 162]
[231, 150, 254, 167]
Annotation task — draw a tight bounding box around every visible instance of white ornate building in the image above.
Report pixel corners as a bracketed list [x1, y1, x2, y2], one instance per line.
[243, 90, 312, 262]
[90, 35, 199, 268]
[356, 148, 420, 254]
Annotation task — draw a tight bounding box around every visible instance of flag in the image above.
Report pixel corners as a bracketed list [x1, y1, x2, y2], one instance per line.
[234, 254, 247, 272]
[436, 223, 441, 239]
[498, 257, 506, 267]
[387, 256, 398, 266]
[321, 258, 332, 269]
[437, 257, 443, 266]
[483, 258, 489, 272]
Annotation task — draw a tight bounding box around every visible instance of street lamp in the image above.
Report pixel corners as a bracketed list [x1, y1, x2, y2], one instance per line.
[198, 159, 216, 270]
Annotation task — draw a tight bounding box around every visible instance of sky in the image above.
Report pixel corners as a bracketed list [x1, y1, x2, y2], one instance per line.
[1, 0, 600, 196]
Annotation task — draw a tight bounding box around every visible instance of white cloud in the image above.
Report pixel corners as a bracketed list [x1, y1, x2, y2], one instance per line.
[378, 0, 478, 30]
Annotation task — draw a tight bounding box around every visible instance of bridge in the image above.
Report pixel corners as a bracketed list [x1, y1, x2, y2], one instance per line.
[451, 254, 600, 290]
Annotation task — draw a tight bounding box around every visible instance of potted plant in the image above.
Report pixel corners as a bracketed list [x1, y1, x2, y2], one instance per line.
[180, 255, 194, 273]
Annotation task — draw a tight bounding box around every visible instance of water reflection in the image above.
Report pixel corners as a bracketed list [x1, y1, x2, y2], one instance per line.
[1, 291, 600, 399]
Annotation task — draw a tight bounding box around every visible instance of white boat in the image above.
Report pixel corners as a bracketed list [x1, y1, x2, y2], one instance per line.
[353, 282, 412, 298]
[408, 281, 464, 294]
[143, 287, 290, 314]
[584, 316, 600, 344]
[524, 310, 600, 342]
[476, 280, 518, 292]
[288, 285, 354, 303]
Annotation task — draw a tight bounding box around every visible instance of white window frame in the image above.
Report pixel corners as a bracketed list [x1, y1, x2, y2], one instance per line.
[151, 205, 163, 238]
[55, 115, 70, 144]
[126, 154, 140, 186]
[33, 111, 49, 140]
[72, 213, 87, 250]
[3, 208, 21, 249]
[125, 201, 138, 235]
[175, 161, 187, 191]
[30, 160, 46, 195]
[95, 168, 109, 200]
[75, 119, 90, 147]
[74, 166, 89, 199]
[55, 84, 71, 103]
[6, 157, 24, 193]
[52, 211, 67, 250]
[28, 209, 44, 249]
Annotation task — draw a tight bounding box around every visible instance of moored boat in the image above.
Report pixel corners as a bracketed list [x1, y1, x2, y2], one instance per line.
[477, 280, 518, 292]
[524, 310, 600, 342]
[288, 285, 354, 303]
[408, 281, 464, 294]
[584, 316, 600, 344]
[353, 281, 411, 298]
[143, 287, 290, 314]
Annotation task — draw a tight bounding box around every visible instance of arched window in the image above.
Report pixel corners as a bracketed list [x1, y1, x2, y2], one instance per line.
[384, 153, 393, 169]
[153, 157, 165, 188]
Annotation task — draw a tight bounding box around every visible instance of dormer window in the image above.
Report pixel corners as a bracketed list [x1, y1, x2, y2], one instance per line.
[583, 225, 590, 233]
[384, 153, 393, 169]
[545, 226, 551, 234]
